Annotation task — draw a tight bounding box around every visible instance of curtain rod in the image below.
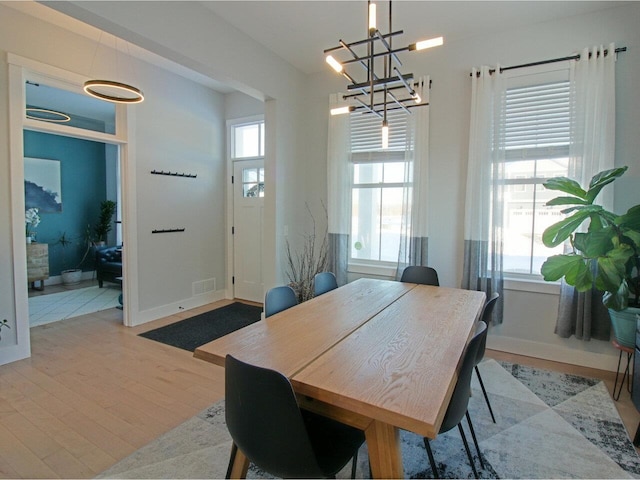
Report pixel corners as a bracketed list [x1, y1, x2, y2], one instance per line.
[470, 46, 627, 77]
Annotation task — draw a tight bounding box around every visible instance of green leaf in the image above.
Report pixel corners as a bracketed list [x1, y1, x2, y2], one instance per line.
[573, 230, 614, 257]
[587, 166, 628, 191]
[540, 254, 584, 282]
[545, 196, 589, 207]
[595, 245, 634, 292]
[585, 166, 628, 203]
[543, 177, 587, 198]
[616, 205, 640, 230]
[622, 229, 640, 248]
[542, 210, 592, 248]
[572, 261, 594, 291]
[560, 205, 604, 216]
[603, 280, 630, 311]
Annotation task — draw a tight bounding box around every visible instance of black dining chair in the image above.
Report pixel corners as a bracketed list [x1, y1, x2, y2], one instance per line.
[423, 321, 487, 479]
[474, 292, 500, 423]
[400, 266, 440, 286]
[264, 285, 298, 318]
[224, 354, 365, 479]
[314, 272, 338, 297]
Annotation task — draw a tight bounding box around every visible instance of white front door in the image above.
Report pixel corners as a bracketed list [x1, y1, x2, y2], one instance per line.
[233, 159, 264, 302]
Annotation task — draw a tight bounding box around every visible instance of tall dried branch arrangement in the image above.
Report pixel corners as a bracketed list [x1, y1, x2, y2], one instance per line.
[285, 203, 329, 303]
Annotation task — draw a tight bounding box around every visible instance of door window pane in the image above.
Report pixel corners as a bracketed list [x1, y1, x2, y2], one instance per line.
[242, 167, 264, 197]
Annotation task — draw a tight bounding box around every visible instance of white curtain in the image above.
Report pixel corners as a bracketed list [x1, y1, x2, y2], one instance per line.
[326, 94, 352, 286]
[397, 76, 431, 278]
[462, 66, 505, 324]
[555, 43, 617, 341]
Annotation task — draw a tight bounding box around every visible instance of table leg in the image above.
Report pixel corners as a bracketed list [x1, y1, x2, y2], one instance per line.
[227, 444, 249, 479]
[365, 420, 403, 479]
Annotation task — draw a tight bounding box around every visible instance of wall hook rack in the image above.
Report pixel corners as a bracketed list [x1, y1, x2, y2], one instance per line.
[152, 228, 185, 234]
[150, 169, 197, 178]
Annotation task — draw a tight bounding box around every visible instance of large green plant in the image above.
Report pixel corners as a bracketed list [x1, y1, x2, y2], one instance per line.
[95, 200, 117, 243]
[540, 166, 640, 311]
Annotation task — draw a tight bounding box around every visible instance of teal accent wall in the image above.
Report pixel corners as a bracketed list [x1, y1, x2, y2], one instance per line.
[24, 131, 108, 275]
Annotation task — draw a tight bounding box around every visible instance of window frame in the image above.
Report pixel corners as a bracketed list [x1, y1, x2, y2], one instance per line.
[500, 64, 572, 281]
[347, 110, 411, 275]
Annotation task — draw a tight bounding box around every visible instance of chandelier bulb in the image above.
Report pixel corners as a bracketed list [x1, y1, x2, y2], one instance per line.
[369, 3, 377, 34]
[410, 36, 444, 52]
[382, 121, 389, 149]
[330, 106, 353, 116]
[326, 55, 343, 73]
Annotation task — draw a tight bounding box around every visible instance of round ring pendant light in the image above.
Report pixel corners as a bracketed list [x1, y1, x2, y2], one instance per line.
[84, 80, 144, 104]
[25, 108, 71, 123]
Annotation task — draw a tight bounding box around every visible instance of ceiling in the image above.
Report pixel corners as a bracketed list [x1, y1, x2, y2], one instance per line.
[10, 0, 627, 109]
[201, 1, 626, 75]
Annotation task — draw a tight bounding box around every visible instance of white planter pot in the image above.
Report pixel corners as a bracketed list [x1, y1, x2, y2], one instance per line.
[608, 306, 640, 348]
[61, 269, 82, 286]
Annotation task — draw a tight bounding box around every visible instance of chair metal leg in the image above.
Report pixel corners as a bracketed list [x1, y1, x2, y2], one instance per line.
[475, 365, 496, 423]
[225, 442, 238, 479]
[423, 438, 439, 479]
[458, 423, 479, 479]
[350, 450, 358, 479]
[466, 411, 484, 469]
[613, 349, 632, 401]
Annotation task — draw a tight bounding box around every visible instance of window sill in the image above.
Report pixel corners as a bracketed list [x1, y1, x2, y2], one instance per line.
[504, 276, 560, 295]
[348, 262, 397, 278]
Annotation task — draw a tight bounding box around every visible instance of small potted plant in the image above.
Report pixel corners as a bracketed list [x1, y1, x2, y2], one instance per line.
[56, 228, 95, 286]
[540, 166, 640, 346]
[94, 200, 117, 246]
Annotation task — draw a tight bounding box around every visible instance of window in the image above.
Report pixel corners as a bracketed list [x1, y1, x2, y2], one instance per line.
[232, 121, 264, 158]
[350, 110, 408, 265]
[241, 166, 264, 198]
[231, 119, 265, 197]
[502, 75, 571, 276]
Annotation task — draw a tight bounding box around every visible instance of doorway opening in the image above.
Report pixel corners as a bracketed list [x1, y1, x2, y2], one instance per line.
[24, 131, 122, 327]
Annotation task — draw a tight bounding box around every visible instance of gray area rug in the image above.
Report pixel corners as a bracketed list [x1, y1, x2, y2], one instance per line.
[98, 359, 640, 479]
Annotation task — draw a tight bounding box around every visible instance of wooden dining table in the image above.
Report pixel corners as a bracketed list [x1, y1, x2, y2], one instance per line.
[194, 278, 486, 479]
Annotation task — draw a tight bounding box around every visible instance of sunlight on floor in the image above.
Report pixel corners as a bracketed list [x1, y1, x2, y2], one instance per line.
[28, 285, 121, 327]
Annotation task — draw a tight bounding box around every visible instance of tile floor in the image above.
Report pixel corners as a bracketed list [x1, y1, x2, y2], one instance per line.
[28, 280, 121, 327]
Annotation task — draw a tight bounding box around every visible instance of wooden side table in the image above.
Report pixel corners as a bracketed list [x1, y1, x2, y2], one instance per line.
[26, 243, 49, 291]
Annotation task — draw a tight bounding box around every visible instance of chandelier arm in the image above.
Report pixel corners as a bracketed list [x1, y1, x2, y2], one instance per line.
[348, 73, 413, 91]
[340, 45, 411, 66]
[323, 30, 405, 54]
[393, 66, 417, 97]
[342, 83, 412, 99]
[354, 96, 383, 118]
[375, 31, 403, 69]
[339, 40, 381, 81]
[385, 91, 410, 114]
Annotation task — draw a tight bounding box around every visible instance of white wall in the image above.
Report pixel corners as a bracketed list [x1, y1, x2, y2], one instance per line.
[44, 1, 310, 290]
[301, 3, 640, 370]
[0, 3, 228, 363]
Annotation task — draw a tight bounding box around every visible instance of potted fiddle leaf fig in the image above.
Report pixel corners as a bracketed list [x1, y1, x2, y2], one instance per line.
[540, 166, 640, 346]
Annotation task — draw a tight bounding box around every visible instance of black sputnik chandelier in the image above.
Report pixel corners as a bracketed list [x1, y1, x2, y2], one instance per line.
[324, 0, 442, 148]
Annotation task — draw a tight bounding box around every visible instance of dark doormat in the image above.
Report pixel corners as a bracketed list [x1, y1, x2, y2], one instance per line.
[138, 302, 263, 352]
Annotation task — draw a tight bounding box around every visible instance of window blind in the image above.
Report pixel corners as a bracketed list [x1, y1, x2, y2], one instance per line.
[351, 108, 408, 154]
[505, 81, 570, 160]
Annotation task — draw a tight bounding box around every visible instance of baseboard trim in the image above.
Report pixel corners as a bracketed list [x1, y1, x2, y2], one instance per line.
[130, 289, 226, 327]
[487, 335, 620, 373]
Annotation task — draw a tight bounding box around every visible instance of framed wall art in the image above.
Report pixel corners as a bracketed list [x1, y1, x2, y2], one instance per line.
[24, 157, 62, 212]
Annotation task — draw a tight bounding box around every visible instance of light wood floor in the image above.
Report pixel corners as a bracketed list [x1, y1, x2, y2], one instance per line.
[0, 300, 638, 478]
